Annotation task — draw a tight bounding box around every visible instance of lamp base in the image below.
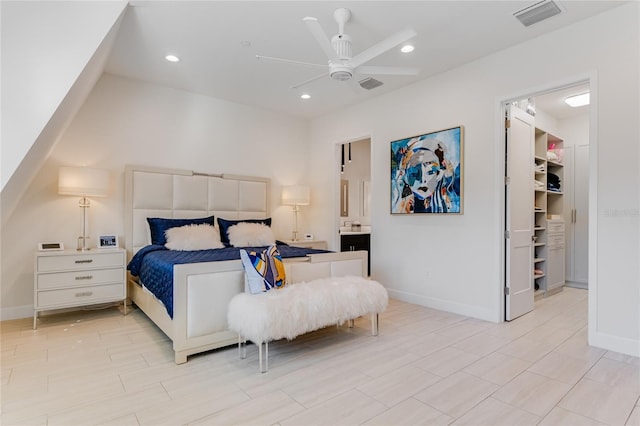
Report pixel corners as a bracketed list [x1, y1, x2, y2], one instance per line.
[77, 236, 91, 251]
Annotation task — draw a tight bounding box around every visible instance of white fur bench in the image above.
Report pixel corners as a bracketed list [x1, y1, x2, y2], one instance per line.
[227, 275, 388, 372]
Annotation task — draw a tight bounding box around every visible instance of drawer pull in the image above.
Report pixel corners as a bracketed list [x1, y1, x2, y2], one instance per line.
[75, 259, 93, 264]
[75, 291, 93, 297]
[75, 275, 93, 281]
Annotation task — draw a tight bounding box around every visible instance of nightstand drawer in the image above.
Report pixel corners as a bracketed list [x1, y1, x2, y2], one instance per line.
[37, 252, 124, 272]
[37, 283, 125, 308]
[37, 268, 125, 290]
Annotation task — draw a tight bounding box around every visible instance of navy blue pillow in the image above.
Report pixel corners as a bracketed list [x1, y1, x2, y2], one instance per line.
[217, 217, 272, 246]
[147, 216, 215, 245]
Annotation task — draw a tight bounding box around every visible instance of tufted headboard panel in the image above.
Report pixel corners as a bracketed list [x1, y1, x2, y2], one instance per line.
[124, 165, 270, 258]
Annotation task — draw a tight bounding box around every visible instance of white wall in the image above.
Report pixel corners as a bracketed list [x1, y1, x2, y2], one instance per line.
[309, 4, 639, 355]
[559, 114, 590, 148]
[0, 73, 309, 319]
[1, 1, 127, 190]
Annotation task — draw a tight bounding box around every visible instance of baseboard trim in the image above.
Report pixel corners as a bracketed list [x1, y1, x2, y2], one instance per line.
[590, 330, 640, 357]
[0, 305, 33, 321]
[387, 289, 499, 323]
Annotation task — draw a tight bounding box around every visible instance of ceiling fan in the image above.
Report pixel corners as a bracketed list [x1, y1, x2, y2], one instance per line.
[256, 8, 419, 90]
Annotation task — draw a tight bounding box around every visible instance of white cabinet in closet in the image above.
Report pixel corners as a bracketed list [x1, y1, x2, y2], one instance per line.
[547, 220, 566, 292]
[533, 128, 565, 296]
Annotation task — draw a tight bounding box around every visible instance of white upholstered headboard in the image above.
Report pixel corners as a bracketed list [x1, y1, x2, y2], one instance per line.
[124, 165, 271, 258]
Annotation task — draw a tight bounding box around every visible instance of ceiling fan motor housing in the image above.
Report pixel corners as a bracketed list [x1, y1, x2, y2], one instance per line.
[332, 34, 352, 60]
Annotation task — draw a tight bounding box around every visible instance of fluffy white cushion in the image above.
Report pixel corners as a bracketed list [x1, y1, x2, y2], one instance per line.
[165, 224, 224, 251]
[227, 276, 388, 345]
[228, 222, 275, 247]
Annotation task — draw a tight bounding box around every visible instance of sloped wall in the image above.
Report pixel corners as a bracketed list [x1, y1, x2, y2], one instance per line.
[1, 74, 310, 319]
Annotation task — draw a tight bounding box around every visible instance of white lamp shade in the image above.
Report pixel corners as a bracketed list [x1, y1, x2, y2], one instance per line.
[58, 167, 109, 197]
[282, 185, 310, 206]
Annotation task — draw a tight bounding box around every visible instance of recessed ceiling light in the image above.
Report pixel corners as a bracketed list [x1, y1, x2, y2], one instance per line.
[300, 93, 311, 100]
[400, 45, 415, 53]
[565, 92, 590, 107]
[165, 54, 180, 63]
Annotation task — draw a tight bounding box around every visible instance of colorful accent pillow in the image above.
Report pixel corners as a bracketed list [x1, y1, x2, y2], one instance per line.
[228, 222, 275, 247]
[165, 224, 224, 251]
[147, 216, 215, 245]
[217, 217, 272, 247]
[240, 245, 287, 294]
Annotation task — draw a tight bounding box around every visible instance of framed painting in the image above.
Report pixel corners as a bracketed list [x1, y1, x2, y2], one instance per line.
[390, 126, 463, 214]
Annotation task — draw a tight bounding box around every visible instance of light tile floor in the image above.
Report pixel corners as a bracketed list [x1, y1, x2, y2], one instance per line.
[2, 287, 639, 425]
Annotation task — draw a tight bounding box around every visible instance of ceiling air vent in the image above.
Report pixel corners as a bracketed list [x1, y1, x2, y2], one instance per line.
[359, 77, 384, 90]
[514, 0, 563, 27]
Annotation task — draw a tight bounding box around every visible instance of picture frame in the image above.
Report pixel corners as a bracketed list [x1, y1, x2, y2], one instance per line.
[98, 235, 119, 249]
[38, 242, 64, 251]
[390, 126, 463, 214]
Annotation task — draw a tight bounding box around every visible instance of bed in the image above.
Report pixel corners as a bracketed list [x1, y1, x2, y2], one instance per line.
[124, 165, 367, 364]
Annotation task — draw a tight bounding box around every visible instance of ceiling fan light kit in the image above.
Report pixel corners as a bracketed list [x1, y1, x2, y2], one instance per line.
[257, 7, 418, 90]
[330, 64, 353, 81]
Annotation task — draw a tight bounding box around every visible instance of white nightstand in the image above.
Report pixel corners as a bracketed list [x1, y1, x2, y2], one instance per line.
[33, 248, 126, 329]
[283, 240, 328, 250]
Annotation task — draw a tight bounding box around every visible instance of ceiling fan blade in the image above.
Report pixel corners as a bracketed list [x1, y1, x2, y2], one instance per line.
[348, 28, 417, 69]
[303, 16, 340, 63]
[290, 72, 328, 89]
[357, 65, 420, 76]
[256, 55, 328, 70]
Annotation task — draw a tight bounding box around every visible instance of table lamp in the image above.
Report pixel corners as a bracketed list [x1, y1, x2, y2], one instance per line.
[58, 166, 109, 251]
[281, 185, 310, 241]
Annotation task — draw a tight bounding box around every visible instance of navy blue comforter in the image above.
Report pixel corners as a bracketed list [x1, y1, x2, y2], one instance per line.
[128, 244, 329, 318]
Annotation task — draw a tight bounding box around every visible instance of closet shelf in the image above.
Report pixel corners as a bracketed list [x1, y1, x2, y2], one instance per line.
[532, 126, 565, 296]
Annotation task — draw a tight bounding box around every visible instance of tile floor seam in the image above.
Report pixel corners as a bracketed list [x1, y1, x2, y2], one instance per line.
[494, 370, 572, 420]
[623, 403, 638, 426]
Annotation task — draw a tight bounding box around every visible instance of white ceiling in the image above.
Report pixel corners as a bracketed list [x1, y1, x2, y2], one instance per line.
[534, 83, 590, 119]
[106, 1, 624, 119]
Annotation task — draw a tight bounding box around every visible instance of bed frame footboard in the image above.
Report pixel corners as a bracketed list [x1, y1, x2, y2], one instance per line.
[129, 251, 368, 364]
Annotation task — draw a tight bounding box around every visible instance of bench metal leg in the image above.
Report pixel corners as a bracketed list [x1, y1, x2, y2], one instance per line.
[372, 313, 379, 336]
[258, 341, 269, 373]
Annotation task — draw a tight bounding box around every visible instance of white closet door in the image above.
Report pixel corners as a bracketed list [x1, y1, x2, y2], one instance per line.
[505, 106, 535, 321]
[573, 145, 589, 284]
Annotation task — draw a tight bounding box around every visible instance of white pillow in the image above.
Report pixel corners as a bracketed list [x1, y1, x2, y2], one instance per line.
[227, 222, 275, 247]
[165, 224, 224, 251]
